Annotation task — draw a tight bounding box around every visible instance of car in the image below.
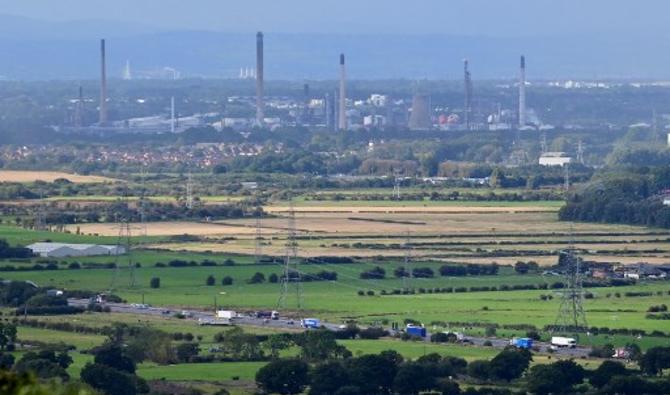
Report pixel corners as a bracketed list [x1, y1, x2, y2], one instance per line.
[161, 310, 171, 315]
[286, 320, 295, 325]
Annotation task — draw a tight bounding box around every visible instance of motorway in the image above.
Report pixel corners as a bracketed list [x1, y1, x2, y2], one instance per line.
[68, 299, 591, 358]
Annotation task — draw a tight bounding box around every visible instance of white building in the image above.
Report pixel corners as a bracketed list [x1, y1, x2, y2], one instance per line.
[27, 243, 125, 258]
[539, 152, 572, 167]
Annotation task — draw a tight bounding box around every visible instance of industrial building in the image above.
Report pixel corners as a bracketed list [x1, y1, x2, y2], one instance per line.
[538, 152, 572, 167]
[27, 242, 125, 258]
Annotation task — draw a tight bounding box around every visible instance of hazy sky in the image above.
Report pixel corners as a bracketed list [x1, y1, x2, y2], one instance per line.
[0, 0, 667, 36]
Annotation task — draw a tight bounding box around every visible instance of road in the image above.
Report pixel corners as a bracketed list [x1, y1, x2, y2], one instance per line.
[68, 298, 591, 358]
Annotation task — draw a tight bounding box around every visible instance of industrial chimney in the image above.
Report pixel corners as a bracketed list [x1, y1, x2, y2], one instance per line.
[338, 54, 347, 130]
[518, 55, 526, 128]
[256, 32, 265, 125]
[99, 39, 108, 125]
[463, 59, 473, 130]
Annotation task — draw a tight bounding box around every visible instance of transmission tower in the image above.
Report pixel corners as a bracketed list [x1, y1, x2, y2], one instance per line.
[576, 140, 585, 165]
[552, 247, 588, 336]
[34, 190, 47, 231]
[393, 170, 402, 200]
[463, 59, 473, 130]
[109, 189, 141, 291]
[540, 132, 548, 154]
[278, 200, 302, 312]
[563, 163, 570, 191]
[402, 231, 413, 291]
[185, 172, 194, 209]
[138, 167, 148, 238]
[254, 209, 263, 265]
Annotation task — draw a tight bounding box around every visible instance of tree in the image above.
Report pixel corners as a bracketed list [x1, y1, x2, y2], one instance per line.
[437, 380, 460, 395]
[93, 344, 136, 373]
[590, 360, 629, 388]
[514, 261, 529, 274]
[345, 354, 399, 395]
[256, 359, 310, 395]
[393, 362, 435, 395]
[488, 349, 531, 381]
[526, 360, 584, 395]
[467, 360, 491, 381]
[599, 375, 661, 395]
[266, 333, 293, 359]
[268, 273, 279, 283]
[14, 354, 69, 381]
[309, 361, 350, 395]
[81, 363, 138, 395]
[222, 276, 233, 286]
[296, 330, 350, 361]
[640, 346, 670, 376]
[175, 342, 200, 362]
[0, 322, 17, 350]
[206, 275, 216, 286]
[0, 353, 14, 370]
[149, 277, 160, 289]
[248, 272, 266, 284]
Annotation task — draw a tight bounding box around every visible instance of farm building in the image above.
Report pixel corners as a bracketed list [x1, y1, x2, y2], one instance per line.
[27, 242, 125, 258]
[539, 152, 572, 167]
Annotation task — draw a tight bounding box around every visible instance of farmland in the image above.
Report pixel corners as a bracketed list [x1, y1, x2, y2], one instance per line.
[2, 194, 670, 393]
[0, 170, 116, 184]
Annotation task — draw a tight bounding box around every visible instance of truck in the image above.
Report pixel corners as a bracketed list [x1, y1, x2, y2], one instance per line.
[406, 325, 427, 338]
[217, 310, 237, 319]
[551, 336, 577, 349]
[198, 317, 232, 326]
[510, 337, 534, 349]
[301, 318, 321, 329]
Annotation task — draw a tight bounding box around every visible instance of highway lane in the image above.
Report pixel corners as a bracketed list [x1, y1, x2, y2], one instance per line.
[68, 298, 591, 357]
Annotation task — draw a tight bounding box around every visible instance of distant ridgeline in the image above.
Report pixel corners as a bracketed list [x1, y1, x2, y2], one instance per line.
[559, 166, 670, 228]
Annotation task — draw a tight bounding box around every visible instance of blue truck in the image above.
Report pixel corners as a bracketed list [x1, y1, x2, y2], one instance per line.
[510, 337, 534, 349]
[406, 325, 427, 338]
[301, 318, 321, 329]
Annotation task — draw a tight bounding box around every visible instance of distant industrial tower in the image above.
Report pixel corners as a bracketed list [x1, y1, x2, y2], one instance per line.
[552, 248, 588, 335]
[255, 32, 265, 125]
[74, 85, 84, 128]
[123, 60, 132, 80]
[463, 59, 473, 130]
[278, 200, 303, 311]
[408, 94, 432, 131]
[518, 55, 527, 128]
[170, 97, 176, 133]
[338, 54, 347, 130]
[99, 39, 108, 125]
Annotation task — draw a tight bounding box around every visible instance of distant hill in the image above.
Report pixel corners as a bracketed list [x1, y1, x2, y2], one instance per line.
[0, 14, 669, 80]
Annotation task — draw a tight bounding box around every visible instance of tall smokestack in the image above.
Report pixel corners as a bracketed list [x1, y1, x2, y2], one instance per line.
[518, 55, 526, 128]
[338, 53, 347, 130]
[170, 96, 176, 133]
[99, 39, 108, 125]
[463, 59, 472, 130]
[256, 32, 264, 125]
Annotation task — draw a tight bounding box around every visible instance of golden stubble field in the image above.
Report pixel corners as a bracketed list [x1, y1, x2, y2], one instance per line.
[66, 210, 667, 265]
[0, 170, 115, 184]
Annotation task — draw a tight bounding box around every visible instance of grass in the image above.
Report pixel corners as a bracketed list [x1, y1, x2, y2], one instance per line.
[138, 361, 266, 381]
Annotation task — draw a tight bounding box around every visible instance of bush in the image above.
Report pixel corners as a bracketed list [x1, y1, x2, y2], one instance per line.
[149, 277, 160, 289]
[268, 273, 279, 283]
[206, 275, 216, 286]
[248, 272, 266, 284]
[360, 266, 385, 280]
[222, 276, 233, 286]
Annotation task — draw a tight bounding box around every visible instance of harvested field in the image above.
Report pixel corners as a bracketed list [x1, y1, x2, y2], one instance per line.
[69, 221, 284, 237]
[0, 170, 115, 183]
[265, 205, 558, 214]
